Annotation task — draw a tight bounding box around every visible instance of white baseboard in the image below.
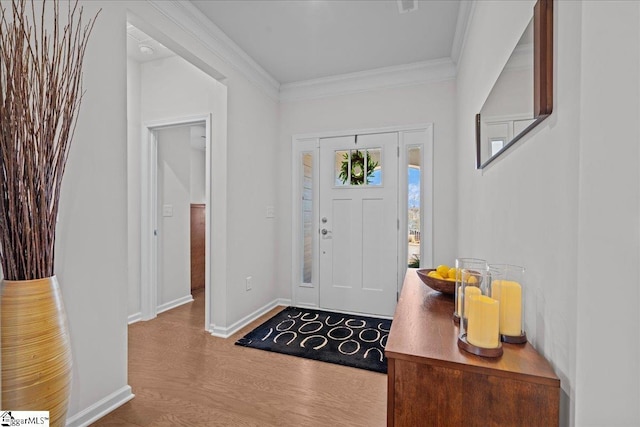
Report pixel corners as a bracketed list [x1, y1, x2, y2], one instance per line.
[315, 306, 394, 320]
[210, 298, 291, 338]
[127, 312, 142, 325]
[127, 295, 193, 324]
[294, 302, 319, 310]
[157, 294, 194, 315]
[66, 385, 134, 427]
[285, 302, 393, 320]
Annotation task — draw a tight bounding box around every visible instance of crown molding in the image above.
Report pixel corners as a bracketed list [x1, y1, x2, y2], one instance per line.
[279, 58, 456, 102]
[451, 0, 476, 65]
[147, 0, 280, 101]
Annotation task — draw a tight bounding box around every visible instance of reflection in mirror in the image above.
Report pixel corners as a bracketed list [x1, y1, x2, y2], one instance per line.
[480, 19, 534, 164]
[476, 0, 553, 169]
[479, 20, 534, 166]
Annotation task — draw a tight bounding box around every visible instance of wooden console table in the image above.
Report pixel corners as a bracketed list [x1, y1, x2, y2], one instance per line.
[385, 269, 560, 426]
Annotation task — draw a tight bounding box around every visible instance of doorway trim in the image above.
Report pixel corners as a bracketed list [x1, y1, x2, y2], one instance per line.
[290, 123, 434, 313]
[141, 114, 212, 330]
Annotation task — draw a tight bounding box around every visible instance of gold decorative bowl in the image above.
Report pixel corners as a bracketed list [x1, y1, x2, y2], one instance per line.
[416, 269, 456, 295]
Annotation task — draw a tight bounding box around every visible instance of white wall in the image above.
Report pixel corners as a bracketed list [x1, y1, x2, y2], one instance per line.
[224, 72, 280, 325]
[190, 147, 207, 204]
[127, 58, 142, 319]
[53, 2, 132, 423]
[157, 126, 192, 308]
[277, 80, 457, 299]
[575, 2, 640, 425]
[456, 1, 640, 425]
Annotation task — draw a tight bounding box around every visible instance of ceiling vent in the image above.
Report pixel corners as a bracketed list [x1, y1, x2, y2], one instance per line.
[397, 0, 418, 14]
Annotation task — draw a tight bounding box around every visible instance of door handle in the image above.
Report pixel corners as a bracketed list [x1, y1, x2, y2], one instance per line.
[321, 229, 329, 235]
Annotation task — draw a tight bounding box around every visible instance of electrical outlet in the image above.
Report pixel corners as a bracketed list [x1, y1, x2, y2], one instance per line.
[246, 276, 252, 291]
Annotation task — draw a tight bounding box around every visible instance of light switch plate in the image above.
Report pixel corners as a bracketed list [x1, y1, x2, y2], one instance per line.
[266, 206, 275, 218]
[162, 204, 173, 217]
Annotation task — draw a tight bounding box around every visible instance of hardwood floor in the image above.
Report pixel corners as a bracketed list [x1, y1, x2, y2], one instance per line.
[92, 291, 387, 426]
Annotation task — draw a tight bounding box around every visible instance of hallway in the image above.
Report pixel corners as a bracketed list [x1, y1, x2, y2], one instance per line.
[93, 291, 387, 426]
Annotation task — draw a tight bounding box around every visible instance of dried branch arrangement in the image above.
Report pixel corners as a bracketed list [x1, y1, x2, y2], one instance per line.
[0, 0, 98, 280]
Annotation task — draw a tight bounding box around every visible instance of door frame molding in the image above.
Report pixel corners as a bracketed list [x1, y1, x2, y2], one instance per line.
[290, 123, 434, 312]
[141, 114, 212, 329]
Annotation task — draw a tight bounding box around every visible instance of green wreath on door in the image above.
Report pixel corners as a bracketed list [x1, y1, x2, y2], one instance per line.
[338, 150, 379, 186]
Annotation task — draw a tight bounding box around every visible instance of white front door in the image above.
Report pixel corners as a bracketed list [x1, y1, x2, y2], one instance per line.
[319, 133, 398, 317]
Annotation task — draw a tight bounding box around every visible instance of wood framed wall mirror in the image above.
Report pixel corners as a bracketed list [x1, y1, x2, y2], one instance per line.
[475, 0, 553, 169]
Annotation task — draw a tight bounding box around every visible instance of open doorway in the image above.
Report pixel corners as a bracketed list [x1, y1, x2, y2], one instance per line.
[141, 115, 212, 329]
[126, 21, 224, 332]
[142, 116, 213, 326]
[153, 123, 207, 312]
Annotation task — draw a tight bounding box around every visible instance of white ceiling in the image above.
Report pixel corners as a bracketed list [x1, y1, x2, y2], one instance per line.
[189, 0, 462, 84]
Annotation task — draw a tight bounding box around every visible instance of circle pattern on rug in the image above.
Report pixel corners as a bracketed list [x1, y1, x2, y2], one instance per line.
[327, 326, 354, 341]
[276, 319, 295, 331]
[338, 340, 361, 355]
[359, 328, 381, 343]
[298, 321, 324, 334]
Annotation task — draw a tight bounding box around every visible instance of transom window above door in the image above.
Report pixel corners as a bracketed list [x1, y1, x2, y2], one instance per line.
[334, 148, 382, 187]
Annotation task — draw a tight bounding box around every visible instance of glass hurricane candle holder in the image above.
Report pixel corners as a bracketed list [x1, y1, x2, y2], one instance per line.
[489, 264, 527, 344]
[457, 267, 503, 358]
[453, 258, 487, 324]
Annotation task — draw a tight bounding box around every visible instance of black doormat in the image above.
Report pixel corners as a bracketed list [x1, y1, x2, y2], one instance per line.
[235, 306, 391, 374]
